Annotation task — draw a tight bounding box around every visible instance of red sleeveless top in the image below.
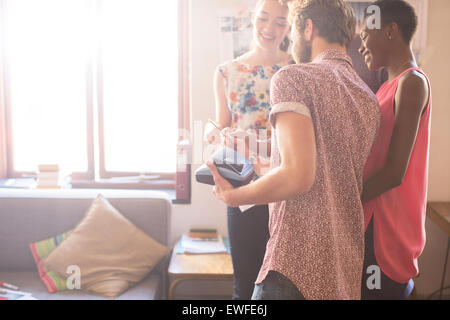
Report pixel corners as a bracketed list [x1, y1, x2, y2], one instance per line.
[363, 67, 432, 283]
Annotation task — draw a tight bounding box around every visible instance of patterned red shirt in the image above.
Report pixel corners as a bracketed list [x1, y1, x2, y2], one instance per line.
[256, 49, 380, 300]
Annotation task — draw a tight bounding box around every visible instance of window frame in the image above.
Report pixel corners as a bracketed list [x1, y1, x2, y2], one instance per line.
[0, 0, 6, 180]
[0, 0, 95, 181]
[0, 0, 191, 200]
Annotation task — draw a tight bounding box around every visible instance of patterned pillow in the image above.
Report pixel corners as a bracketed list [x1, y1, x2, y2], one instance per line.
[29, 232, 70, 293]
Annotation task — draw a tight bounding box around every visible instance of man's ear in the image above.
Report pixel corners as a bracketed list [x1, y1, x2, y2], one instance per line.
[304, 18, 314, 41]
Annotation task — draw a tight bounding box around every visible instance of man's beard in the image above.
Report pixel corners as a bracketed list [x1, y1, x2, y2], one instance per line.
[299, 36, 312, 63]
[294, 36, 312, 63]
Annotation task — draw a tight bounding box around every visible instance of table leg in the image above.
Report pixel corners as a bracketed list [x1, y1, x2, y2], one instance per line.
[168, 278, 186, 300]
[168, 276, 234, 299]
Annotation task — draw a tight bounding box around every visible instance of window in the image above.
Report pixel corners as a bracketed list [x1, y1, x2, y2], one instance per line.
[2, 0, 91, 177]
[0, 0, 190, 201]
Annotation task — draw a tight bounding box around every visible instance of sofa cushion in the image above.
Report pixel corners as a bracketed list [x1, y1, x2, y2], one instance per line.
[42, 195, 170, 298]
[0, 271, 162, 300]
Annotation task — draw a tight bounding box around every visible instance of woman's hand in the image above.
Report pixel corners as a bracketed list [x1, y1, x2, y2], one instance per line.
[221, 128, 255, 159]
[204, 122, 221, 144]
[206, 161, 238, 207]
[220, 128, 271, 176]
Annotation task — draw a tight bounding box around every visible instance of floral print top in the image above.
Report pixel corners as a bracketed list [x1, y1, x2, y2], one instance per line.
[218, 57, 294, 139]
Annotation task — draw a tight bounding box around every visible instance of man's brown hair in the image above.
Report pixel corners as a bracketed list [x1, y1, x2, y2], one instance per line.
[286, 0, 356, 48]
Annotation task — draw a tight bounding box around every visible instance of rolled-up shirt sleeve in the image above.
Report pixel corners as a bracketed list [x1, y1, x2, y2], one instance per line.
[269, 67, 312, 128]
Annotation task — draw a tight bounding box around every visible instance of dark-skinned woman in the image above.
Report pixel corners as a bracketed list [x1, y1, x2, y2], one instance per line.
[359, 0, 432, 300]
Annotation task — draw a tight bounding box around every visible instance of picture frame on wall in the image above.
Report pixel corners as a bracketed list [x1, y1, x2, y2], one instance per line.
[218, 0, 257, 62]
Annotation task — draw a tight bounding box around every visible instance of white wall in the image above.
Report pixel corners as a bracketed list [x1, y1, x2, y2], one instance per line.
[172, 0, 450, 298]
[413, 0, 450, 298]
[170, 0, 242, 245]
[422, 0, 450, 202]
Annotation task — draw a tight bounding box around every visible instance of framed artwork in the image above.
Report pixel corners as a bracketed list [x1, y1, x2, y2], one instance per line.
[218, 0, 257, 62]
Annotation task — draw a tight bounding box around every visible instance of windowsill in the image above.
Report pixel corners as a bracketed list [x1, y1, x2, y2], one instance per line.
[71, 178, 175, 190]
[0, 178, 178, 202]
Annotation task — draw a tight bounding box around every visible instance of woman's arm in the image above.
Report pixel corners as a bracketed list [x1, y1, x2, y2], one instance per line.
[214, 67, 232, 128]
[361, 71, 429, 203]
[205, 66, 232, 143]
[222, 130, 272, 176]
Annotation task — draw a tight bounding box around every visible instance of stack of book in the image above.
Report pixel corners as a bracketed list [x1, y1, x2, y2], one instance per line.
[36, 164, 62, 189]
[178, 228, 228, 254]
[188, 228, 218, 240]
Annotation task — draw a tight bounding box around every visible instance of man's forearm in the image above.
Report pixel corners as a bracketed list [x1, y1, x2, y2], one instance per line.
[216, 111, 316, 208]
[227, 165, 308, 207]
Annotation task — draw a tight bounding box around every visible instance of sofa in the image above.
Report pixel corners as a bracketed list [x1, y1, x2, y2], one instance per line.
[0, 188, 172, 300]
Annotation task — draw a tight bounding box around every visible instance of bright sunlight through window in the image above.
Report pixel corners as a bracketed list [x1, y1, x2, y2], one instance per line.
[5, 0, 89, 172]
[101, 0, 178, 173]
[4, 0, 178, 174]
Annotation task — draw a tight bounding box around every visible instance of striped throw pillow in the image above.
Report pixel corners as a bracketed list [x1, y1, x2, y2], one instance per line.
[29, 232, 70, 293]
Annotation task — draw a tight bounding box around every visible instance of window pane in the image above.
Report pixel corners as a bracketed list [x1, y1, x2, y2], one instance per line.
[5, 0, 90, 172]
[101, 0, 178, 173]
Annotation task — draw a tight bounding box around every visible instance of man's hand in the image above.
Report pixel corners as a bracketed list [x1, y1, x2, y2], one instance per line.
[206, 161, 238, 207]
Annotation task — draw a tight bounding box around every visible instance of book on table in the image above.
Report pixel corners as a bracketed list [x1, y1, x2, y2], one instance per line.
[178, 234, 227, 254]
[188, 228, 218, 240]
[0, 289, 37, 300]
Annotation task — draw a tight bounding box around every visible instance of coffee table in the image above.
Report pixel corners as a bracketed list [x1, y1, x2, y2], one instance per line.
[168, 248, 233, 299]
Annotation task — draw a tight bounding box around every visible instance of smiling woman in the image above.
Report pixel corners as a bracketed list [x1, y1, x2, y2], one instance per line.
[358, 0, 432, 300]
